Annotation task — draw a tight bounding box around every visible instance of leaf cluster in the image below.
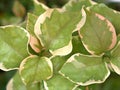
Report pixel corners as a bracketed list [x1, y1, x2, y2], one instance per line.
[1, 0, 120, 90]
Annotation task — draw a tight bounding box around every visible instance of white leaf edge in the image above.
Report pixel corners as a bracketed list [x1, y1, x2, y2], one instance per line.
[110, 41, 120, 75]
[49, 41, 72, 56]
[19, 55, 53, 85]
[6, 79, 13, 90]
[74, 7, 86, 32]
[110, 62, 120, 75]
[33, 0, 48, 10]
[0, 25, 30, 71]
[43, 81, 48, 90]
[34, 9, 53, 46]
[6, 73, 26, 90]
[59, 53, 110, 86]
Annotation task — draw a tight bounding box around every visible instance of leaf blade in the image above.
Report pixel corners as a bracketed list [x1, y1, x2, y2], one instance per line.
[60, 54, 110, 85]
[0, 25, 29, 71]
[26, 13, 42, 53]
[63, 0, 93, 11]
[45, 74, 77, 90]
[7, 72, 41, 90]
[35, 9, 82, 55]
[79, 8, 116, 55]
[90, 3, 120, 34]
[19, 55, 53, 85]
[110, 40, 120, 75]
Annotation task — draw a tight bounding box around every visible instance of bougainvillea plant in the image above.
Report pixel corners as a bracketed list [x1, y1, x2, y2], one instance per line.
[1, 0, 120, 90]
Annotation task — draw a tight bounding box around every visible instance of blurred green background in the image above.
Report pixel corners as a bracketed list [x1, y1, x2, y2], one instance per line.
[0, 0, 120, 90]
[0, 0, 68, 26]
[1, 0, 120, 26]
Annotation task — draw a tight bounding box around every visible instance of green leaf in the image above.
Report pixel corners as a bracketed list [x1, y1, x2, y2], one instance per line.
[7, 72, 41, 90]
[26, 13, 38, 36]
[50, 56, 67, 74]
[19, 55, 53, 85]
[35, 9, 82, 56]
[33, 0, 48, 16]
[0, 25, 29, 71]
[90, 3, 120, 34]
[26, 13, 42, 53]
[79, 8, 117, 55]
[60, 54, 110, 85]
[63, 0, 94, 11]
[110, 40, 120, 75]
[72, 36, 89, 55]
[45, 74, 76, 90]
[117, 34, 120, 43]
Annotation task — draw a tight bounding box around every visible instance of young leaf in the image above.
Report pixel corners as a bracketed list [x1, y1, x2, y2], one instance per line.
[29, 35, 42, 53]
[26, 13, 38, 36]
[26, 13, 42, 53]
[33, 0, 48, 16]
[35, 9, 82, 56]
[60, 54, 110, 86]
[45, 74, 77, 90]
[79, 8, 117, 55]
[0, 25, 29, 71]
[7, 72, 40, 90]
[19, 55, 53, 85]
[90, 3, 120, 34]
[63, 0, 94, 11]
[110, 40, 120, 75]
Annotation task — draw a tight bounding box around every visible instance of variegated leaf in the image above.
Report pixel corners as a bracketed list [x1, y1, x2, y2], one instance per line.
[26, 13, 42, 53]
[110, 39, 120, 75]
[63, 0, 95, 11]
[35, 9, 82, 56]
[33, 0, 48, 16]
[79, 8, 116, 55]
[60, 54, 110, 86]
[90, 3, 120, 34]
[0, 25, 29, 71]
[6, 72, 41, 90]
[19, 55, 53, 85]
[45, 74, 77, 90]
